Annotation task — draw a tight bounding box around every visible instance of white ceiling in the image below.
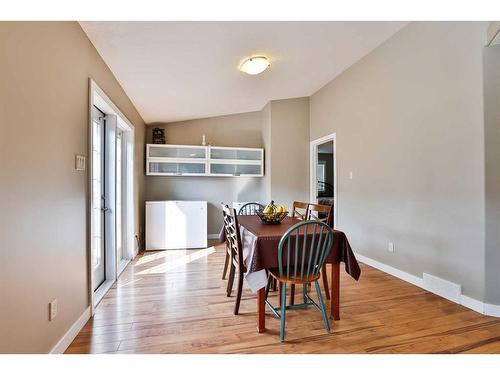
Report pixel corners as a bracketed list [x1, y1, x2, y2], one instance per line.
[80, 21, 407, 123]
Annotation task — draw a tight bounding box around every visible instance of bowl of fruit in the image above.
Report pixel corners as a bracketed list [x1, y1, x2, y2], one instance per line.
[256, 201, 288, 224]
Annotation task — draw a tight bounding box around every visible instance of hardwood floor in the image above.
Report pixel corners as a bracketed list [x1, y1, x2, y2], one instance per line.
[66, 241, 500, 354]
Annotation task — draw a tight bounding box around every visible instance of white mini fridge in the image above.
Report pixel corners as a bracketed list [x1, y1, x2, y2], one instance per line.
[146, 201, 208, 250]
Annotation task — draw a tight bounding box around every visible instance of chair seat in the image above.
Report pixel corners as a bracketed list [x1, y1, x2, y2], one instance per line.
[268, 267, 320, 284]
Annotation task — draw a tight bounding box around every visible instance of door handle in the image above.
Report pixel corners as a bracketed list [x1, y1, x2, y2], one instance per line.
[102, 207, 110, 212]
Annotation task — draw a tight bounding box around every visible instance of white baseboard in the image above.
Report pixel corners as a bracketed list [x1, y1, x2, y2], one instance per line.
[354, 252, 424, 288]
[354, 252, 500, 318]
[50, 306, 91, 354]
[208, 233, 220, 240]
[485, 303, 500, 317]
[461, 295, 485, 314]
[422, 273, 462, 304]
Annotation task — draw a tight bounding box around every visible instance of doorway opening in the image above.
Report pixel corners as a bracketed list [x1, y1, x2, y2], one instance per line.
[89, 79, 135, 313]
[310, 134, 336, 228]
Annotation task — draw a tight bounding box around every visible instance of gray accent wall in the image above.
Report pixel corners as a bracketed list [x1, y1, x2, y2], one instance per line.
[267, 97, 310, 210]
[146, 111, 265, 235]
[145, 98, 310, 234]
[484, 44, 500, 305]
[310, 22, 488, 300]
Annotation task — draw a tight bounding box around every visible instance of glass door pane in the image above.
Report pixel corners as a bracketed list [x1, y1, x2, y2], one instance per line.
[209, 163, 262, 176]
[148, 162, 206, 175]
[116, 131, 123, 263]
[210, 147, 262, 161]
[149, 145, 206, 159]
[92, 107, 105, 291]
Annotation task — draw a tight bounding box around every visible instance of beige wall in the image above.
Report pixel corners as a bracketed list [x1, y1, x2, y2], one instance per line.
[146, 111, 264, 234]
[484, 44, 500, 305]
[268, 97, 310, 209]
[0, 22, 146, 353]
[487, 21, 500, 44]
[261, 102, 272, 203]
[310, 22, 487, 300]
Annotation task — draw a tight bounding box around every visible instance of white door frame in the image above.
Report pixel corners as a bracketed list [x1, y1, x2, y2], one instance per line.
[310, 133, 337, 229]
[88, 79, 136, 315]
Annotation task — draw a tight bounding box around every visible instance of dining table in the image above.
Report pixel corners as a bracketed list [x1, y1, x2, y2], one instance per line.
[220, 215, 361, 333]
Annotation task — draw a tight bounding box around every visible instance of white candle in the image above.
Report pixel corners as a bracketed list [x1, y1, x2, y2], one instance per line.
[202, 134, 206, 146]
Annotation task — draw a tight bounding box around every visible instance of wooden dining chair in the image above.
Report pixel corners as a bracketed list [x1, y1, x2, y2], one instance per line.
[221, 204, 246, 315]
[308, 203, 333, 226]
[264, 220, 333, 342]
[291, 201, 309, 220]
[238, 202, 264, 215]
[221, 203, 231, 281]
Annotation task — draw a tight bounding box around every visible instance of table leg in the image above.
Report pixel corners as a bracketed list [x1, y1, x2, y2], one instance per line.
[257, 287, 266, 332]
[330, 262, 340, 320]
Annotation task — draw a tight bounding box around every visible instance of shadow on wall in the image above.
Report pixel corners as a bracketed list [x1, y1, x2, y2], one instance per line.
[235, 177, 263, 202]
[203, 177, 264, 235]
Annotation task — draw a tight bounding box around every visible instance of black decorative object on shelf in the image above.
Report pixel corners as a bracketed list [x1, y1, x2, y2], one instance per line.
[152, 128, 166, 144]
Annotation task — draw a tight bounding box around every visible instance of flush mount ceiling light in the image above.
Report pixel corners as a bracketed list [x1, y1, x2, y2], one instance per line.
[239, 56, 270, 75]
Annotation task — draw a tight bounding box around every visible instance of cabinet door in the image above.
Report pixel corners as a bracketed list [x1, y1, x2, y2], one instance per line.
[176, 201, 207, 248]
[146, 202, 168, 250]
[148, 161, 206, 175]
[148, 145, 206, 159]
[210, 147, 262, 161]
[209, 163, 263, 176]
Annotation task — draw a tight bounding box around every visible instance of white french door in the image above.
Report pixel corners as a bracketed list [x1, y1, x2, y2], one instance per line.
[91, 106, 118, 293]
[89, 79, 135, 312]
[91, 107, 106, 291]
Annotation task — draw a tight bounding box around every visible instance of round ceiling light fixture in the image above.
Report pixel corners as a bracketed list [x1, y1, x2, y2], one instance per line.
[239, 56, 270, 75]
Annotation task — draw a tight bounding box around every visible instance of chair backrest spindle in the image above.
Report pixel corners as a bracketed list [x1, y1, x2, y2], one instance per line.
[277, 220, 333, 282]
[222, 204, 244, 268]
[308, 203, 333, 227]
[238, 202, 264, 215]
[292, 201, 309, 221]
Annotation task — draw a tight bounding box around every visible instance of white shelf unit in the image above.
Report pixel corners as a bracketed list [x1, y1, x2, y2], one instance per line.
[146, 144, 264, 177]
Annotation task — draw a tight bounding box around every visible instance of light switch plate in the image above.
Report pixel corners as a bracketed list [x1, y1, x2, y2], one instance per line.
[388, 242, 395, 252]
[75, 155, 86, 171]
[49, 299, 57, 321]
[349, 171, 353, 180]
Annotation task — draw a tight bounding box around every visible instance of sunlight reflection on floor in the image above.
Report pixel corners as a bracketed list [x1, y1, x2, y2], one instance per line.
[135, 247, 217, 275]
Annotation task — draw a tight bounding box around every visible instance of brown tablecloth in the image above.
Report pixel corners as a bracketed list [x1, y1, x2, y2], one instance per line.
[219, 216, 361, 282]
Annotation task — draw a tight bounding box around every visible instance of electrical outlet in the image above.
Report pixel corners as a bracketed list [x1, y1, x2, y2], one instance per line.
[388, 242, 395, 253]
[49, 299, 57, 321]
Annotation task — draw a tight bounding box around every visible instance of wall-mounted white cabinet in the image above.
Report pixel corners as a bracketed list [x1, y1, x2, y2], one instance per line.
[146, 144, 263, 177]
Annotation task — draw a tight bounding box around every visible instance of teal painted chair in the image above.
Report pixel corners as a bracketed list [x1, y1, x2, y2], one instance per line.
[265, 220, 333, 342]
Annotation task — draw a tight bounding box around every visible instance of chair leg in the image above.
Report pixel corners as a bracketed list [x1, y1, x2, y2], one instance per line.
[321, 264, 331, 300]
[314, 281, 331, 333]
[234, 269, 244, 315]
[290, 284, 295, 305]
[303, 284, 308, 304]
[280, 282, 287, 342]
[265, 274, 273, 300]
[272, 278, 277, 292]
[222, 251, 230, 280]
[226, 263, 235, 297]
